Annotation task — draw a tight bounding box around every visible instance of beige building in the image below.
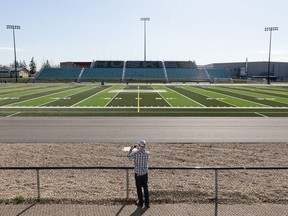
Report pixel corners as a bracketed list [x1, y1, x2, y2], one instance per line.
[1, 68, 31, 78]
[18, 68, 30, 78]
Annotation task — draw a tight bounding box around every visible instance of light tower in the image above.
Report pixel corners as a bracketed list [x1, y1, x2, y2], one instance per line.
[6, 25, 21, 83]
[264, 27, 278, 84]
[140, 18, 150, 61]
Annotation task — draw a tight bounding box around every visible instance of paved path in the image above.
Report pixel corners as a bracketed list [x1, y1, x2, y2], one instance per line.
[0, 203, 287, 216]
[0, 117, 288, 143]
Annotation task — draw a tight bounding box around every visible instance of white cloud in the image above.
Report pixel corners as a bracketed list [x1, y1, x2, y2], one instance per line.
[0, 47, 13, 52]
[273, 56, 288, 62]
[0, 47, 26, 52]
[272, 50, 288, 55]
[257, 50, 288, 55]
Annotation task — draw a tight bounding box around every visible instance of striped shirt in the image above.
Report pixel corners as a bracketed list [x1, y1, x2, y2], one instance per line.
[127, 149, 149, 176]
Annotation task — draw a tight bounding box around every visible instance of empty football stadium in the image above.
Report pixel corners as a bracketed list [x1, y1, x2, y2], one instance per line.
[2, 0, 288, 215]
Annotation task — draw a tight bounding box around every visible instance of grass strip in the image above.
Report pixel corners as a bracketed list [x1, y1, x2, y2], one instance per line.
[168, 86, 230, 107]
[8, 86, 86, 107]
[44, 86, 107, 107]
[206, 86, 288, 107]
[1, 108, 287, 117]
[0, 86, 73, 106]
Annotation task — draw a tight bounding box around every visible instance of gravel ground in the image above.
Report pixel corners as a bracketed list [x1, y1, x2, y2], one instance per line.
[0, 143, 287, 204]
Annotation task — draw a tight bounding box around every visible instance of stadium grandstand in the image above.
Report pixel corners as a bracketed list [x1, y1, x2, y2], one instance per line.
[164, 61, 209, 82]
[35, 68, 82, 80]
[34, 60, 232, 83]
[81, 61, 124, 82]
[124, 61, 166, 82]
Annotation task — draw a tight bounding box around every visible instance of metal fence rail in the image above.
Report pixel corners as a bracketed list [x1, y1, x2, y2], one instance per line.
[0, 166, 287, 216]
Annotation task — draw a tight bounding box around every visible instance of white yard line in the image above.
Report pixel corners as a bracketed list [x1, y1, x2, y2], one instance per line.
[39, 87, 92, 107]
[164, 86, 205, 107]
[151, 86, 173, 107]
[193, 86, 269, 107]
[183, 86, 238, 107]
[105, 91, 121, 107]
[6, 112, 21, 117]
[4, 86, 72, 107]
[212, 86, 273, 107]
[254, 112, 269, 118]
[71, 86, 113, 107]
[104, 86, 128, 107]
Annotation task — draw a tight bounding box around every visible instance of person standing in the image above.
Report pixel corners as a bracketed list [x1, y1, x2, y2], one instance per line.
[127, 140, 150, 208]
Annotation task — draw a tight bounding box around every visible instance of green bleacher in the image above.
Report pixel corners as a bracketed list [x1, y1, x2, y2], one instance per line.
[35, 68, 81, 79]
[80, 61, 123, 81]
[165, 68, 209, 81]
[81, 68, 123, 79]
[206, 68, 231, 80]
[124, 61, 165, 82]
[165, 61, 209, 82]
[34, 60, 231, 83]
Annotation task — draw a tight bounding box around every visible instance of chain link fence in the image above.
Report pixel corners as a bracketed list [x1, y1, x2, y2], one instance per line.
[0, 166, 287, 215]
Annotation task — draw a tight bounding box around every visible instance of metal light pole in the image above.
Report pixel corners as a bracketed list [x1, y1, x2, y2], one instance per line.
[264, 27, 278, 84]
[6, 25, 21, 83]
[140, 17, 150, 61]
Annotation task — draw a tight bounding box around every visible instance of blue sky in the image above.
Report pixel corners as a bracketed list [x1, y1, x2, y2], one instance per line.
[1, 0, 288, 68]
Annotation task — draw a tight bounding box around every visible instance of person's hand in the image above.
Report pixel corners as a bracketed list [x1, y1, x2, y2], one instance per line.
[130, 145, 137, 151]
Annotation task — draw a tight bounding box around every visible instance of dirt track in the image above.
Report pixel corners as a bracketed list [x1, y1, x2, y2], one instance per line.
[0, 143, 288, 204]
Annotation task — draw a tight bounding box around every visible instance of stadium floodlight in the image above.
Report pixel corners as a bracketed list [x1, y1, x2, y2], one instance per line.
[140, 17, 150, 61]
[6, 25, 21, 83]
[264, 26, 278, 84]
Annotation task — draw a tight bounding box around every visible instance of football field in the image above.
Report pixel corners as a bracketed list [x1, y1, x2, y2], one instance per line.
[0, 84, 288, 117]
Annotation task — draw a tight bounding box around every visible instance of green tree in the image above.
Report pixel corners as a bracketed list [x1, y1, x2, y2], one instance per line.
[42, 60, 51, 68]
[10, 61, 19, 68]
[20, 60, 27, 68]
[29, 57, 37, 74]
[46, 60, 51, 68]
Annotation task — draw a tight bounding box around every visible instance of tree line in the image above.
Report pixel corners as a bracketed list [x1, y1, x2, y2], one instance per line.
[0, 58, 59, 75]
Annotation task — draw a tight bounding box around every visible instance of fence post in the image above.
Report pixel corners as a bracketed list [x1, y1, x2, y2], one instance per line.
[36, 169, 40, 201]
[214, 169, 218, 216]
[126, 169, 129, 199]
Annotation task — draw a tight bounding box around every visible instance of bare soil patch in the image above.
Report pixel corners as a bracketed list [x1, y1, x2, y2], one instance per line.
[0, 143, 287, 204]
